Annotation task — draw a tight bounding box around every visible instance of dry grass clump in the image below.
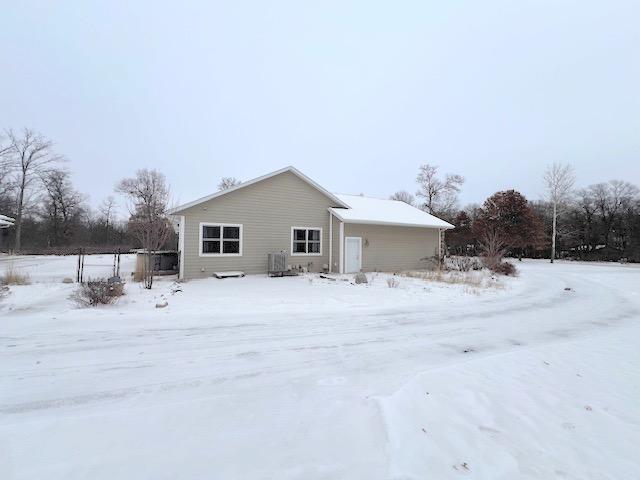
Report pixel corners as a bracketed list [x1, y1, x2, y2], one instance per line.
[62, 277, 74, 284]
[403, 269, 499, 289]
[387, 277, 400, 288]
[70, 278, 124, 307]
[0, 264, 31, 285]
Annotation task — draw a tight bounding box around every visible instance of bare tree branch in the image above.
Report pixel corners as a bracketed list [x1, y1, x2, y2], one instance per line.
[415, 164, 464, 217]
[218, 177, 241, 190]
[389, 190, 415, 205]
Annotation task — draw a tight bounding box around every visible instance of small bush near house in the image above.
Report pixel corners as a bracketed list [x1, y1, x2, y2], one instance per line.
[0, 265, 31, 286]
[444, 256, 484, 272]
[478, 231, 518, 276]
[387, 277, 400, 288]
[494, 261, 518, 276]
[354, 272, 368, 284]
[481, 257, 518, 276]
[70, 278, 124, 307]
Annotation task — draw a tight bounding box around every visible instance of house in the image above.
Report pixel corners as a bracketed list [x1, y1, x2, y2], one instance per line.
[0, 214, 14, 229]
[169, 167, 454, 279]
[0, 214, 15, 251]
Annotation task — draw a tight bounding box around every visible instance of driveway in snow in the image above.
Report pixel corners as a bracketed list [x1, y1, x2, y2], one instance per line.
[1, 260, 639, 479]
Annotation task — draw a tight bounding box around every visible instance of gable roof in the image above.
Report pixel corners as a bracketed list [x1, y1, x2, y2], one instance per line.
[169, 166, 350, 214]
[329, 194, 454, 229]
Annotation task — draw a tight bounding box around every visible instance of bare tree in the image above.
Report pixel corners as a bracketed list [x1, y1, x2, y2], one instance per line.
[218, 177, 241, 190]
[98, 196, 118, 243]
[544, 163, 575, 263]
[390, 190, 415, 205]
[4, 128, 63, 251]
[116, 169, 171, 289]
[0, 134, 13, 172]
[41, 169, 85, 247]
[575, 188, 598, 252]
[589, 180, 639, 248]
[0, 135, 14, 213]
[415, 164, 464, 217]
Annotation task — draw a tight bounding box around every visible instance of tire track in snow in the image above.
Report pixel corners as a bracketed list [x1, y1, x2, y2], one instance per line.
[3, 265, 636, 417]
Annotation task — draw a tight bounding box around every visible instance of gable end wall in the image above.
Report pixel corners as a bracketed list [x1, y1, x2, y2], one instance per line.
[179, 171, 338, 278]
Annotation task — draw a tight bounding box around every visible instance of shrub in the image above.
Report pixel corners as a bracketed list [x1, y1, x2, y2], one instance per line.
[387, 277, 400, 288]
[479, 251, 519, 276]
[70, 278, 124, 307]
[478, 230, 518, 276]
[354, 272, 368, 284]
[444, 256, 484, 272]
[495, 261, 518, 276]
[481, 255, 499, 272]
[0, 265, 31, 285]
[420, 256, 440, 271]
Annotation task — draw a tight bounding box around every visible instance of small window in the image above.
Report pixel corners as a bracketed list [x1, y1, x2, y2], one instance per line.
[291, 227, 322, 256]
[200, 223, 242, 256]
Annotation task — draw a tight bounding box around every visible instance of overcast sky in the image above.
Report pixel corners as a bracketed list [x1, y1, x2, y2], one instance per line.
[1, 1, 638, 213]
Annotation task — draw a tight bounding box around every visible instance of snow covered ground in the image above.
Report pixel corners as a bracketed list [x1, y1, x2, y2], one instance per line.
[0, 254, 137, 284]
[1, 258, 639, 479]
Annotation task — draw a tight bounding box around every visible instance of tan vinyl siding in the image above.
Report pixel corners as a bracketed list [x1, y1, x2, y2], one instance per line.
[343, 224, 440, 272]
[330, 213, 342, 273]
[179, 171, 340, 279]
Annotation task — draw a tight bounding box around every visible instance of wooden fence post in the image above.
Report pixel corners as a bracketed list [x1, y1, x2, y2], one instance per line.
[76, 249, 81, 283]
[79, 249, 85, 283]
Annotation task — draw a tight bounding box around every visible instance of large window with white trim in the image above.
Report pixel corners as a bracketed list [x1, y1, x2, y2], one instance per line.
[291, 227, 322, 256]
[199, 223, 242, 256]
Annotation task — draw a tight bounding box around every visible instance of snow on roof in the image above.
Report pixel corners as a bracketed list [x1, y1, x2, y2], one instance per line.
[0, 214, 15, 228]
[167, 166, 453, 229]
[330, 194, 454, 229]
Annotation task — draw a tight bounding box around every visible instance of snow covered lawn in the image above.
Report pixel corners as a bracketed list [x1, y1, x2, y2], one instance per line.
[0, 254, 137, 284]
[1, 258, 639, 479]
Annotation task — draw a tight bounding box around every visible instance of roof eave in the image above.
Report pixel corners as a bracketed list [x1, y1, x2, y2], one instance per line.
[328, 209, 454, 229]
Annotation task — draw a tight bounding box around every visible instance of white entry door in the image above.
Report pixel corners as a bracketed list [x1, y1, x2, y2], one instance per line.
[344, 237, 362, 273]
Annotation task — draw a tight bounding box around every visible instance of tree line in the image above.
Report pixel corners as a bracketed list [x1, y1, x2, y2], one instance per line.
[393, 164, 640, 262]
[2, 127, 638, 263]
[0, 128, 175, 255]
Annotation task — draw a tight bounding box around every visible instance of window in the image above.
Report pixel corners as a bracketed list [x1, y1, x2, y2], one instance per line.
[291, 227, 322, 256]
[199, 223, 242, 256]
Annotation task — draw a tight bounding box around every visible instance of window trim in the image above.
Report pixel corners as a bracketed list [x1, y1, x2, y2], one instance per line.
[199, 222, 243, 257]
[290, 226, 323, 257]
